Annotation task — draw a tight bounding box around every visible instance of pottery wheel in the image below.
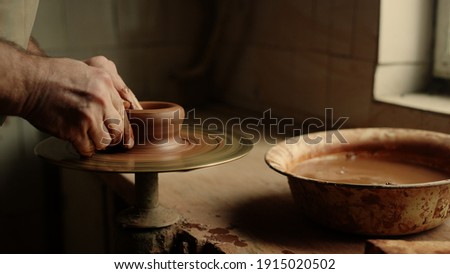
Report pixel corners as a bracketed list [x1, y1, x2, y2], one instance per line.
[35, 126, 252, 228]
[35, 127, 252, 173]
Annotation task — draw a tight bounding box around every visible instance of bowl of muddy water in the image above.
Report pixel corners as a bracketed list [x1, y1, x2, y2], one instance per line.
[265, 128, 450, 236]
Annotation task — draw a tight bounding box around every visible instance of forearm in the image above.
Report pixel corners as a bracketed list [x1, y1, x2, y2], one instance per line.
[0, 38, 135, 154]
[0, 39, 46, 116]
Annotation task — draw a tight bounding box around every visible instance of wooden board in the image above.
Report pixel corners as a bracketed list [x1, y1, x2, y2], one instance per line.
[365, 240, 450, 254]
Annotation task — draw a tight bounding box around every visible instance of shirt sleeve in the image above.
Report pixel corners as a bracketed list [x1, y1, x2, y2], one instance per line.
[0, 0, 40, 48]
[0, 0, 39, 125]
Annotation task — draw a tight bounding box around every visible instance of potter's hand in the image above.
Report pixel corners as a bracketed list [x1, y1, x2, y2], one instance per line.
[0, 39, 135, 156]
[84, 56, 142, 110]
[20, 56, 134, 156]
[84, 55, 138, 150]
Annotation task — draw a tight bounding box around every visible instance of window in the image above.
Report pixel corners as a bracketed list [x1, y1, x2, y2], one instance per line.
[374, 0, 450, 115]
[434, 0, 450, 78]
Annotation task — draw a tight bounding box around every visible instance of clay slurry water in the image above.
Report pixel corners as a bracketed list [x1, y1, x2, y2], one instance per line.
[290, 152, 450, 185]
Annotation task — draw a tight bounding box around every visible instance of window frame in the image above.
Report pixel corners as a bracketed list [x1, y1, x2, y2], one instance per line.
[374, 0, 450, 116]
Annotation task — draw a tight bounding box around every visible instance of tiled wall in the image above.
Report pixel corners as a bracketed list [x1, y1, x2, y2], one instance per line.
[32, 0, 448, 132]
[211, 0, 450, 133]
[32, 0, 207, 102]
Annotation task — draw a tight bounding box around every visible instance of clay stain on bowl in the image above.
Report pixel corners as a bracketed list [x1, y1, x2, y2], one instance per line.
[290, 151, 450, 185]
[360, 193, 381, 204]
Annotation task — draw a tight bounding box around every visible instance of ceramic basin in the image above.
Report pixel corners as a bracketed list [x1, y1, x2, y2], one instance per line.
[265, 128, 450, 236]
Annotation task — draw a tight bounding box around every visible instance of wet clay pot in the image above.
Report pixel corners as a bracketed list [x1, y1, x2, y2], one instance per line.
[265, 128, 450, 236]
[127, 101, 185, 151]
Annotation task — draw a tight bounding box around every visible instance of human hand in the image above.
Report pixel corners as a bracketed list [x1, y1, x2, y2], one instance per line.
[20, 56, 134, 156]
[84, 56, 140, 152]
[84, 56, 142, 110]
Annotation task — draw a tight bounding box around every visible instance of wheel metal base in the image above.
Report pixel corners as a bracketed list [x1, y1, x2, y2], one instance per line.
[116, 206, 180, 228]
[116, 172, 180, 228]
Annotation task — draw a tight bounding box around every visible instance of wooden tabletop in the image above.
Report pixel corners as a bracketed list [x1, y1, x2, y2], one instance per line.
[99, 138, 450, 254]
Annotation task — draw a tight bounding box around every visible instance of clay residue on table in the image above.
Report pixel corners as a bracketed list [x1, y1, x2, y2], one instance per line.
[207, 227, 248, 247]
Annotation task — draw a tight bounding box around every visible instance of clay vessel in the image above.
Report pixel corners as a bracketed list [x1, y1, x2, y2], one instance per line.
[127, 101, 185, 151]
[265, 128, 450, 236]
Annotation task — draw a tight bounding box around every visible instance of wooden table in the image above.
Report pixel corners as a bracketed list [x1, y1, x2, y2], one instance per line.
[99, 139, 450, 254]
